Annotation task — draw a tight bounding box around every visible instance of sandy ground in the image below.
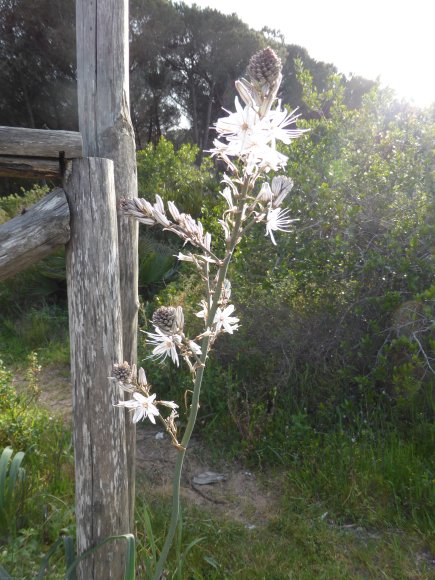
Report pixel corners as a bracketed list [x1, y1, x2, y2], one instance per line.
[12, 365, 276, 529]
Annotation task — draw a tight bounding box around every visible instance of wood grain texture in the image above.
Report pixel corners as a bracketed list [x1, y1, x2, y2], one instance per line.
[0, 156, 62, 178]
[65, 158, 129, 580]
[0, 188, 70, 281]
[0, 126, 82, 158]
[76, 0, 139, 529]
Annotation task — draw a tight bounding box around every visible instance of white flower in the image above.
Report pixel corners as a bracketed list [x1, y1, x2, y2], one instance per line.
[270, 176, 294, 208]
[257, 182, 273, 203]
[195, 300, 208, 320]
[154, 195, 165, 215]
[116, 392, 160, 424]
[204, 232, 212, 251]
[214, 304, 239, 334]
[167, 200, 181, 221]
[146, 327, 180, 366]
[220, 187, 235, 210]
[138, 367, 148, 388]
[265, 207, 297, 245]
[250, 144, 288, 172]
[176, 252, 195, 262]
[158, 400, 179, 410]
[188, 340, 202, 355]
[152, 195, 171, 227]
[257, 176, 294, 207]
[220, 279, 232, 303]
[211, 98, 306, 173]
[235, 78, 256, 108]
[263, 105, 307, 146]
[215, 97, 259, 145]
[218, 219, 231, 242]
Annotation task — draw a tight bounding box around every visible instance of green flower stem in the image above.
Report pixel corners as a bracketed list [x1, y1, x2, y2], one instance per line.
[151, 185, 249, 580]
[151, 358, 207, 580]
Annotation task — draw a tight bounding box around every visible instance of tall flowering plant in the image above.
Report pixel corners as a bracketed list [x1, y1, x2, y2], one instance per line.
[112, 47, 307, 578]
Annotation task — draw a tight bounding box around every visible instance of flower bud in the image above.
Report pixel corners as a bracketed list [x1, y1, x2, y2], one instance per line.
[247, 47, 282, 86]
[152, 306, 177, 335]
[112, 361, 132, 383]
[175, 306, 184, 333]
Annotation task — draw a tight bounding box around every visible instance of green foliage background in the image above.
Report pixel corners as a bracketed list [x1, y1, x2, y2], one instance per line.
[136, 70, 434, 530]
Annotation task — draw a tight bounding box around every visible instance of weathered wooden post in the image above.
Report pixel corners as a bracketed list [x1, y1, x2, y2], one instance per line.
[76, 0, 139, 529]
[65, 158, 128, 579]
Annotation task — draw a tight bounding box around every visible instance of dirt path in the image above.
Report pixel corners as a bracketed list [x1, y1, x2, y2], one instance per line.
[12, 365, 276, 529]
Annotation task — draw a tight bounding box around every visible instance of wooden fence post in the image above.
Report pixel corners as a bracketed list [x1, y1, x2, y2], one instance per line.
[76, 0, 138, 528]
[65, 157, 129, 580]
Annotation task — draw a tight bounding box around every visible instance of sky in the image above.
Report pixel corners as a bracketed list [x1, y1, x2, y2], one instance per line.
[184, 0, 435, 107]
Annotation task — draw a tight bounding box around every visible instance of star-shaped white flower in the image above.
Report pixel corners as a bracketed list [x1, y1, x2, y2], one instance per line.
[215, 97, 260, 145]
[263, 105, 307, 146]
[211, 94, 308, 175]
[146, 327, 180, 366]
[116, 392, 160, 424]
[265, 207, 297, 245]
[214, 304, 239, 334]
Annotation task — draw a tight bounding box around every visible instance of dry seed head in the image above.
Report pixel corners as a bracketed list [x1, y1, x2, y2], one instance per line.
[247, 47, 282, 86]
[152, 306, 177, 334]
[112, 361, 132, 383]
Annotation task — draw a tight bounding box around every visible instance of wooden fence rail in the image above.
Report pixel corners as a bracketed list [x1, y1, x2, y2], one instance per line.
[0, 126, 83, 178]
[0, 188, 70, 281]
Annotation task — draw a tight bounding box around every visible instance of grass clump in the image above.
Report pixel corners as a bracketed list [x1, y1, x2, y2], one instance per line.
[134, 486, 434, 579]
[0, 360, 74, 578]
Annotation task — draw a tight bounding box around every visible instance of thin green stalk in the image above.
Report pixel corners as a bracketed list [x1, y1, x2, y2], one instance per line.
[151, 184, 249, 580]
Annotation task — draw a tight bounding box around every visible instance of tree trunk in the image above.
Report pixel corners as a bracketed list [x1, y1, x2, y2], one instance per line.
[65, 158, 129, 580]
[76, 0, 138, 532]
[199, 88, 215, 163]
[191, 81, 199, 147]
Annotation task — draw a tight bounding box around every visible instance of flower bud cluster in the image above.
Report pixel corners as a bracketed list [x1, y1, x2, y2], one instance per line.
[112, 364, 179, 441]
[121, 195, 212, 255]
[152, 305, 184, 335]
[112, 361, 133, 384]
[145, 305, 202, 370]
[247, 47, 282, 87]
[236, 47, 283, 120]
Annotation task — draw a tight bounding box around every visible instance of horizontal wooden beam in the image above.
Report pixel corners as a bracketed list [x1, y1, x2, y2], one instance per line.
[0, 126, 82, 159]
[0, 188, 70, 281]
[0, 156, 66, 179]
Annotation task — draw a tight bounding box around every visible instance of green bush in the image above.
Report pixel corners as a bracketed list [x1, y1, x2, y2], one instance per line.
[151, 70, 434, 533]
[0, 185, 48, 225]
[136, 137, 218, 217]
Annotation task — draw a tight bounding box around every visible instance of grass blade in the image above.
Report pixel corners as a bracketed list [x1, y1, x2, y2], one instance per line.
[36, 537, 63, 579]
[63, 536, 76, 580]
[123, 534, 136, 580]
[64, 534, 136, 580]
[0, 448, 13, 508]
[6, 451, 25, 503]
[142, 504, 157, 564]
